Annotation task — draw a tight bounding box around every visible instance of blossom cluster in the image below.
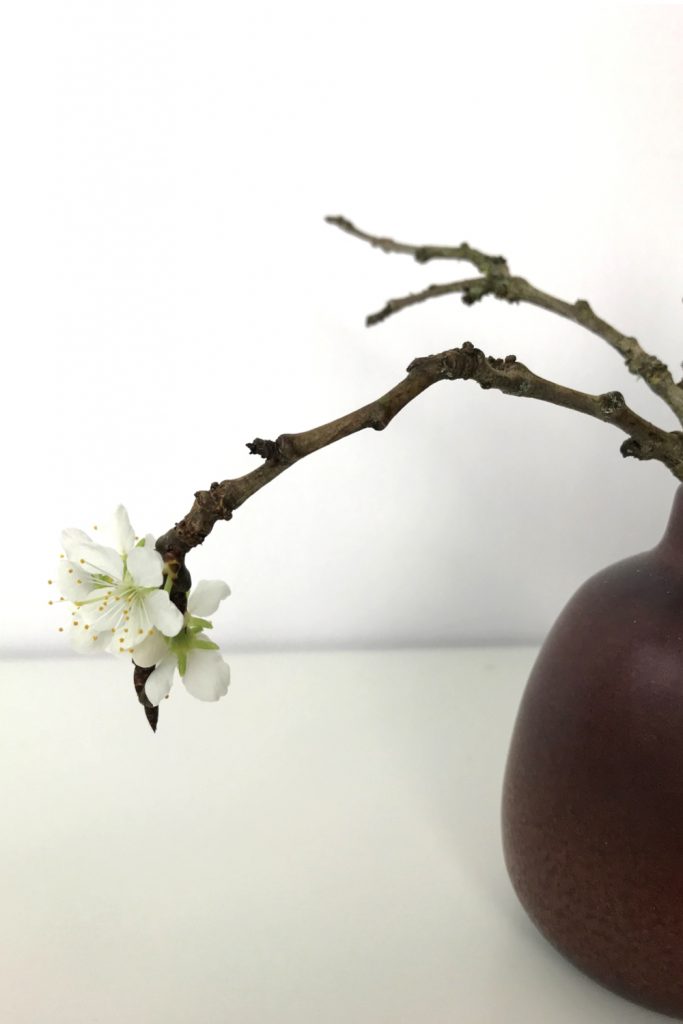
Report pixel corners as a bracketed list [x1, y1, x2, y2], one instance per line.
[50, 506, 231, 706]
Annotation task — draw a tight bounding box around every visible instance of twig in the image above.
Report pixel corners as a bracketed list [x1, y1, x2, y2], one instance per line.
[325, 215, 509, 274]
[156, 342, 683, 565]
[326, 216, 683, 427]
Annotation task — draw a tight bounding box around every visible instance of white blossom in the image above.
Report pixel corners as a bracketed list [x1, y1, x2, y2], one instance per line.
[53, 505, 183, 656]
[140, 579, 232, 705]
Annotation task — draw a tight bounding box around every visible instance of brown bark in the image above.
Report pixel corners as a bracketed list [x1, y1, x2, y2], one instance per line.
[156, 342, 683, 564]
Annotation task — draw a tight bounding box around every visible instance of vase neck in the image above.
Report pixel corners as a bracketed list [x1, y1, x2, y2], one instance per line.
[657, 485, 683, 561]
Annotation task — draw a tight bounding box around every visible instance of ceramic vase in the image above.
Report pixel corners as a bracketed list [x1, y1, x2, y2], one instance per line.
[502, 486, 683, 1019]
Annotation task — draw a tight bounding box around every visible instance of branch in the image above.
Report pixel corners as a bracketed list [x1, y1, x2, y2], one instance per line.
[156, 342, 683, 565]
[325, 215, 509, 274]
[326, 216, 683, 428]
[133, 665, 158, 732]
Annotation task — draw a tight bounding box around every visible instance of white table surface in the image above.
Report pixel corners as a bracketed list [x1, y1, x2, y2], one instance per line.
[0, 648, 670, 1023]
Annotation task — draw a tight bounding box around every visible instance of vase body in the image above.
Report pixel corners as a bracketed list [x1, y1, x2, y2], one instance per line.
[502, 487, 683, 1019]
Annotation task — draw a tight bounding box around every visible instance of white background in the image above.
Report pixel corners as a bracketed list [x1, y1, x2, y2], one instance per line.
[2, 2, 683, 655]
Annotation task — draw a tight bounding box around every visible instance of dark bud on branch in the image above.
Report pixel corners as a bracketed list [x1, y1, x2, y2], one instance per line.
[133, 664, 158, 733]
[599, 391, 626, 417]
[247, 437, 281, 461]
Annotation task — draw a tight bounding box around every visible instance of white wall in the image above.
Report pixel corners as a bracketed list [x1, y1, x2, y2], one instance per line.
[3, 2, 683, 655]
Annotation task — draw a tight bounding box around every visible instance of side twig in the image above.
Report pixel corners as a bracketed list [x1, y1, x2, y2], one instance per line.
[326, 216, 683, 427]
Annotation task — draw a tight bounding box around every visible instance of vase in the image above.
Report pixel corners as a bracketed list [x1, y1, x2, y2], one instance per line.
[502, 485, 683, 1019]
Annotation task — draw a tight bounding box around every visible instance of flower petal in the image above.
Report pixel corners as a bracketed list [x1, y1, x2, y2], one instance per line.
[71, 542, 124, 582]
[78, 593, 123, 633]
[187, 580, 231, 617]
[57, 560, 96, 602]
[61, 528, 92, 560]
[110, 505, 136, 554]
[112, 599, 147, 655]
[127, 545, 163, 588]
[133, 630, 169, 668]
[143, 589, 184, 637]
[68, 615, 109, 652]
[144, 655, 176, 706]
[182, 649, 230, 702]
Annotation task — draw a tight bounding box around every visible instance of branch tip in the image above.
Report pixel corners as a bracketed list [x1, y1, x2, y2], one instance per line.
[247, 437, 280, 461]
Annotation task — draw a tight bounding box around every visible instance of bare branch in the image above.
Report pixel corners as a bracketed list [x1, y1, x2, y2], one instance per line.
[156, 342, 683, 564]
[325, 215, 509, 274]
[327, 216, 683, 427]
[365, 279, 486, 325]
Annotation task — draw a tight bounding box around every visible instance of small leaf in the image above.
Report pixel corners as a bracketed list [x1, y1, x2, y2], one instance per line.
[193, 638, 220, 651]
[187, 616, 213, 633]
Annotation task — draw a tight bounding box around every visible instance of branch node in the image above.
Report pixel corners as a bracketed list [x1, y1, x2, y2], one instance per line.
[621, 438, 646, 460]
[491, 277, 521, 303]
[574, 299, 593, 322]
[461, 281, 491, 306]
[625, 349, 668, 380]
[414, 246, 435, 264]
[406, 354, 432, 374]
[274, 433, 300, 463]
[369, 410, 389, 431]
[599, 391, 626, 417]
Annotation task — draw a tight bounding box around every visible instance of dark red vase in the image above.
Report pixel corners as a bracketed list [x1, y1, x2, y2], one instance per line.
[502, 486, 683, 1019]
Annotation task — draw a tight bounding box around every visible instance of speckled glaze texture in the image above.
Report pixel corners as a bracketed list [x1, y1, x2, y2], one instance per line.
[502, 487, 683, 1019]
